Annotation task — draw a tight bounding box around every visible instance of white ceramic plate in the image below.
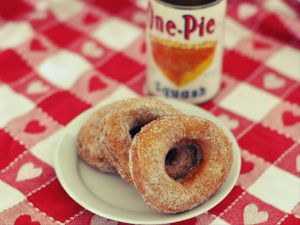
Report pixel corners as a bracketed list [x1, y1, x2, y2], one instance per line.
[54, 98, 241, 225]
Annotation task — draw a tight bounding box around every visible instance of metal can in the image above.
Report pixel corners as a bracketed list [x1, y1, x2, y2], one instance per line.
[146, 0, 227, 103]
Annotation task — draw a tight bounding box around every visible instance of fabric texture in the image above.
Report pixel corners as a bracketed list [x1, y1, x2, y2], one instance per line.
[0, 0, 299, 224]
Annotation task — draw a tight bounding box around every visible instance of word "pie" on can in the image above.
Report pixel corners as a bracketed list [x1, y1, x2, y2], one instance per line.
[146, 0, 227, 103]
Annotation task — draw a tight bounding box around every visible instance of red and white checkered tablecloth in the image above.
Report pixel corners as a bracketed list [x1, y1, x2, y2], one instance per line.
[0, 0, 299, 224]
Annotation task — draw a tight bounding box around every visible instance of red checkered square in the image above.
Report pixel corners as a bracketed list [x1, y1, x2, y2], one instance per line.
[212, 107, 253, 138]
[257, 13, 296, 47]
[0, 0, 33, 20]
[10, 74, 59, 103]
[286, 85, 300, 106]
[0, 201, 59, 225]
[0, 152, 55, 195]
[249, 66, 297, 98]
[281, 214, 300, 225]
[27, 179, 84, 222]
[42, 23, 84, 48]
[38, 91, 91, 125]
[237, 150, 270, 189]
[223, 50, 260, 80]
[201, 100, 216, 111]
[0, 50, 32, 83]
[275, 144, 300, 178]
[97, 53, 144, 83]
[0, 129, 27, 170]
[6, 108, 62, 149]
[71, 71, 119, 105]
[220, 192, 285, 225]
[238, 124, 294, 163]
[87, 0, 132, 14]
[29, 12, 58, 32]
[208, 185, 244, 216]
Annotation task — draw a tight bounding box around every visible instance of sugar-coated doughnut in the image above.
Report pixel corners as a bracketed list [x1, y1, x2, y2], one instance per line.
[77, 103, 117, 174]
[129, 115, 233, 213]
[101, 98, 181, 183]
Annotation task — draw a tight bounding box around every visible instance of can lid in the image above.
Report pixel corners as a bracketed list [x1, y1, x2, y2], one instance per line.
[153, 0, 224, 10]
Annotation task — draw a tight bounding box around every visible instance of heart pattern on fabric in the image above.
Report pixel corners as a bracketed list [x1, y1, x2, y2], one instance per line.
[263, 73, 285, 90]
[90, 215, 118, 225]
[14, 215, 40, 225]
[27, 81, 49, 94]
[89, 76, 107, 92]
[82, 41, 104, 58]
[282, 111, 300, 126]
[218, 114, 239, 130]
[16, 163, 43, 182]
[243, 203, 269, 224]
[241, 158, 254, 174]
[296, 155, 300, 172]
[30, 39, 47, 51]
[238, 3, 258, 20]
[24, 120, 46, 134]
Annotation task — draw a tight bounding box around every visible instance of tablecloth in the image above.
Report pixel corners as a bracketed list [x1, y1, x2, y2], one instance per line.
[0, 0, 299, 224]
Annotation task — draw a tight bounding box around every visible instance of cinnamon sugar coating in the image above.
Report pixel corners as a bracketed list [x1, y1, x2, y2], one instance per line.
[101, 97, 181, 183]
[77, 103, 117, 174]
[129, 115, 233, 213]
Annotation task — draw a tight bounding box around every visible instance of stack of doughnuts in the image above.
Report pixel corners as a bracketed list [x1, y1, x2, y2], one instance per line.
[77, 97, 233, 213]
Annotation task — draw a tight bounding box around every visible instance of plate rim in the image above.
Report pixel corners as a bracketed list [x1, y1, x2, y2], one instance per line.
[54, 98, 241, 224]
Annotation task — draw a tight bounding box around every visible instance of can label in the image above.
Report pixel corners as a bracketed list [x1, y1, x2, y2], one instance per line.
[146, 0, 226, 103]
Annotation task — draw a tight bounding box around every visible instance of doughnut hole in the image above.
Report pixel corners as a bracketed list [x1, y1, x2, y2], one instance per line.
[129, 116, 159, 138]
[129, 125, 144, 138]
[165, 141, 202, 181]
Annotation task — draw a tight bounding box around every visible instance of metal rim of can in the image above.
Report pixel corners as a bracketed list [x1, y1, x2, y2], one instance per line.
[152, 0, 224, 10]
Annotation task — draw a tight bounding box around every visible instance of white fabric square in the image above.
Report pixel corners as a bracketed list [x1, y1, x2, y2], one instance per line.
[31, 129, 65, 167]
[0, 22, 34, 49]
[38, 0, 84, 21]
[248, 165, 300, 213]
[266, 46, 300, 81]
[0, 180, 25, 212]
[219, 83, 280, 122]
[37, 50, 91, 89]
[264, 0, 296, 17]
[92, 18, 142, 51]
[224, 18, 251, 49]
[0, 86, 35, 127]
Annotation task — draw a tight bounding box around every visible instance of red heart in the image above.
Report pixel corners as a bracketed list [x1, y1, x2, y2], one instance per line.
[282, 111, 300, 126]
[140, 42, 146, 54]
[14, 215, 40, 225]
[30, 39, 46, 51]
[24, 120, 46, 134]
[89, 76, 107, 92]
[83, 13, 99, 24]
[253, 40, 271, 49]
[241, 158, 254, 174]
